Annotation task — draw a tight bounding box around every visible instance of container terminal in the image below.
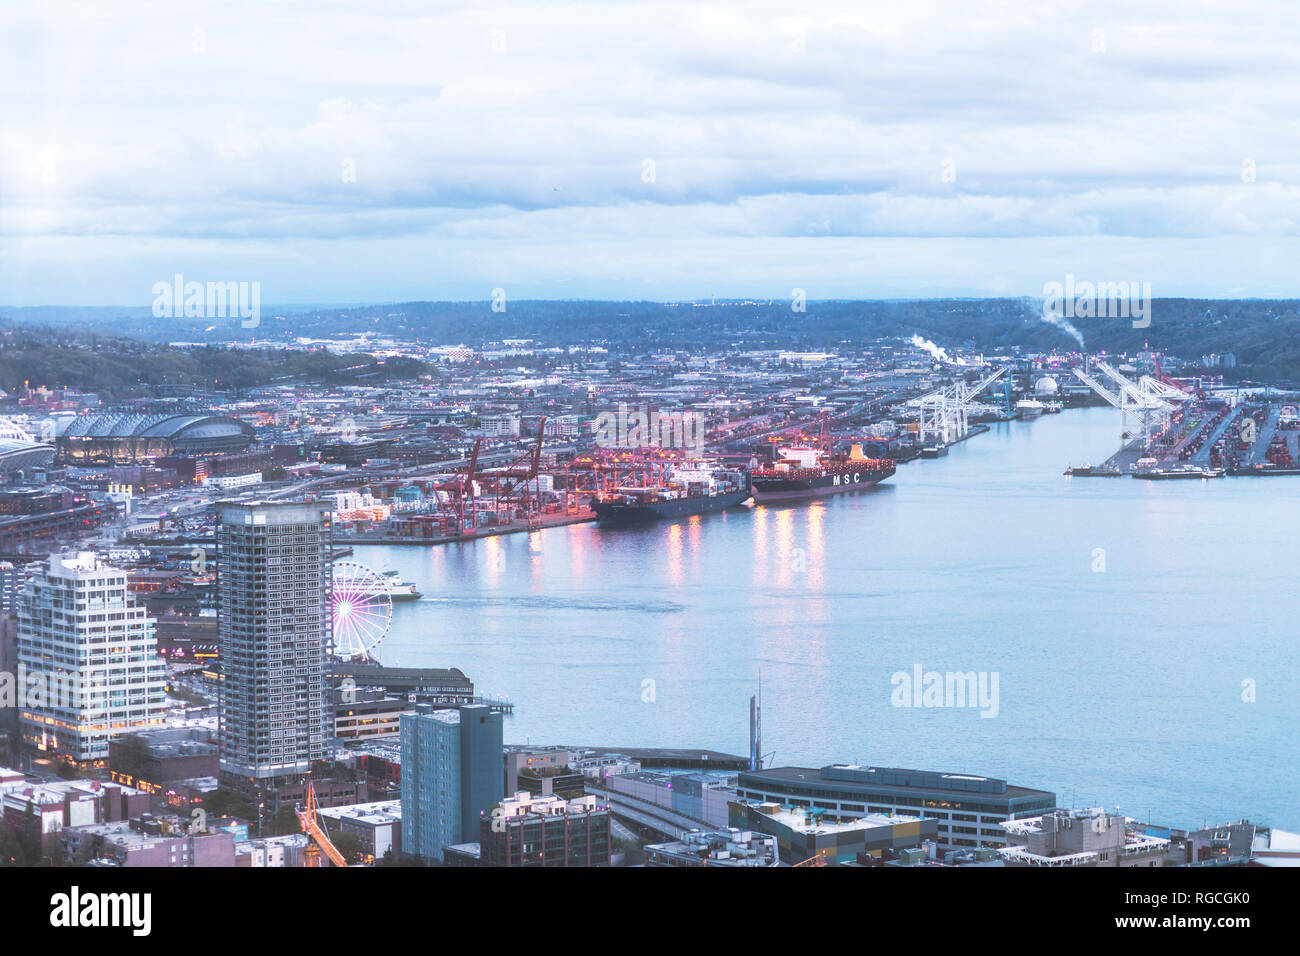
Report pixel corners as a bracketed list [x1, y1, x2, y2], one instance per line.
[1063, 356, 1300, 479]
[0, 338, 1289, 567]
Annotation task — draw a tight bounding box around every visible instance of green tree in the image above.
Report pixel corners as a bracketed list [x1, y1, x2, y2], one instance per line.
[330, 831, 365, 865]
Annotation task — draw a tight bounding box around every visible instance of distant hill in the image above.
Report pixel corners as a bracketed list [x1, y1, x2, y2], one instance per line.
[0, 325, 427, 401]
[3, 298, 1299, 384]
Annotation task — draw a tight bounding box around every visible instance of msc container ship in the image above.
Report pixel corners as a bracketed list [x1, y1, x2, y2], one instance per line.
[750, 443, 894, 502]
[592, 463, 751, 525]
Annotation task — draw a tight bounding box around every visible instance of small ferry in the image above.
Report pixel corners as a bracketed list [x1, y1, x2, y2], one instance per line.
[376, 569, 422, 600]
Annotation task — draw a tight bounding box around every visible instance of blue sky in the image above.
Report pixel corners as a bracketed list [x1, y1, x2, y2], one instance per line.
[2, 0, 1299, 305]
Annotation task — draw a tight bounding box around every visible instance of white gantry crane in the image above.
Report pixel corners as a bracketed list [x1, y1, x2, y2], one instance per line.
[907, 366, 1008, 445]
[1072, 361, 1192, 451]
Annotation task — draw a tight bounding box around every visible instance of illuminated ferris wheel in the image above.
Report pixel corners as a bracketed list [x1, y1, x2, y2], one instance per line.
[329, 561, 393, 662]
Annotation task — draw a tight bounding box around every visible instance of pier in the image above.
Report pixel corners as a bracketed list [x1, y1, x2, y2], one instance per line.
[1073, 399, 1300, 478]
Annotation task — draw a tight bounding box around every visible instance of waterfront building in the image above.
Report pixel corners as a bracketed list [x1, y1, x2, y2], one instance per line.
[568, 751, 641, 781]
[1249, 827, 1300, 867]
[216, 500, 331, 786]
[326, 662, 475, 702]
[736, 764, 1056, 849]
[502, 746, 641, 791]
[332, 687, 406, 743]
[15, 552, 167, 766]
[400, 703, 503, 862]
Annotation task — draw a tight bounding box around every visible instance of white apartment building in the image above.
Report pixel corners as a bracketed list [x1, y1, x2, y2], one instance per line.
[216, 501, 330, 783]
[479, 413, 521, 438]
[16, 552, 168, 766]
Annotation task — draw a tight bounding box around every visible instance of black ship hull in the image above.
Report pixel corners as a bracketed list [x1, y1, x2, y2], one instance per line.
[1065, 465, 1124, 477]
[751, 462, 894, 502]
[593, 488, 752, 525]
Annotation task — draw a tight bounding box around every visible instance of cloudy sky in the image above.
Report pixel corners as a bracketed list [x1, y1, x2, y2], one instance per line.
[3, 0, 1299, 305]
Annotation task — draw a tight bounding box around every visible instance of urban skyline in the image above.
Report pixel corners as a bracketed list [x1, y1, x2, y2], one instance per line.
[0, 0, 1291, 936]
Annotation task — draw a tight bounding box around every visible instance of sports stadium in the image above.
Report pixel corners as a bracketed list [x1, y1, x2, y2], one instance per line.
[55, 412, 255, 465]
[0, 417, 57, 474]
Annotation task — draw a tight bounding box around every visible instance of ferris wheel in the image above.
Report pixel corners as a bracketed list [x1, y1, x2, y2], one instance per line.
[330, 561, 393, 662]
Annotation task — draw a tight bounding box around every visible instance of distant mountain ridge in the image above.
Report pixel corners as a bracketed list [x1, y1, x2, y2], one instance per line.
[3, 297, 1299, 383]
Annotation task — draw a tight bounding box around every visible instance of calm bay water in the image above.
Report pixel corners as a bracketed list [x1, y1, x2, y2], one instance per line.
[359, 407, 1299, 831]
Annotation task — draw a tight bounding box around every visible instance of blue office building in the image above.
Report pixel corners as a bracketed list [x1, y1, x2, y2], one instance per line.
[400, 703, 503, 862]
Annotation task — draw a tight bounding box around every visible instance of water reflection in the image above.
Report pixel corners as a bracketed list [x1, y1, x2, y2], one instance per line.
[355, 408, 1300, 831]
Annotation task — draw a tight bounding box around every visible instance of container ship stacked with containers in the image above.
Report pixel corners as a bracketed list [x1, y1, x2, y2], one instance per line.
[591, 462, 751, 525]
[749, 442, 894, 502]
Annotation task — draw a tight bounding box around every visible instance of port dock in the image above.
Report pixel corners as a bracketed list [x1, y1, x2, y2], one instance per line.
[1067, 390, 1300, 478]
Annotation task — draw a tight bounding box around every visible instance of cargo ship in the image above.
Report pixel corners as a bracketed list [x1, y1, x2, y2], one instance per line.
[592, 464, 751, 525]
[750, 443, 894, 502]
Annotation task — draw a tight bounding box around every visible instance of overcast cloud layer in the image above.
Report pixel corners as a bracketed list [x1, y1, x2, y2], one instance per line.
[3, 0, 1300, 305]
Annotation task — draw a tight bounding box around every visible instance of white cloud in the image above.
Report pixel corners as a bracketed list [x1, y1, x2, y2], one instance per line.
[2, 0, 1299, 303]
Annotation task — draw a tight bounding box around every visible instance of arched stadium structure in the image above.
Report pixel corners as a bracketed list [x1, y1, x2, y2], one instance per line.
[56, 412, 255, 464]
[0, 417, 56, 473]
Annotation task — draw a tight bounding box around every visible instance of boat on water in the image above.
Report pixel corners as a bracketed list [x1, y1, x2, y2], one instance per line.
[1065, 463, 1123, 477]
[1016, 399, 1045, 420]
[375, 569, 422, 600]
[750, 443, 895, 502]
[1227, 463, 1300, 476]
[592, 463, 751, 525]
[1134, 465, 1226, 480]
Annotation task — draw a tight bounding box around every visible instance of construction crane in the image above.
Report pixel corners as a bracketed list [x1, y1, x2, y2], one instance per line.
[793, 853, 827, 867]
[297, 781, 349, 868]
[907, 366, 1008, 444]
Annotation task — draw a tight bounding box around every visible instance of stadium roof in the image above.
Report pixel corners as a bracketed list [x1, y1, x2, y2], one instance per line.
[58, 412, 253, 441]
[0, 441, 56, 473]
